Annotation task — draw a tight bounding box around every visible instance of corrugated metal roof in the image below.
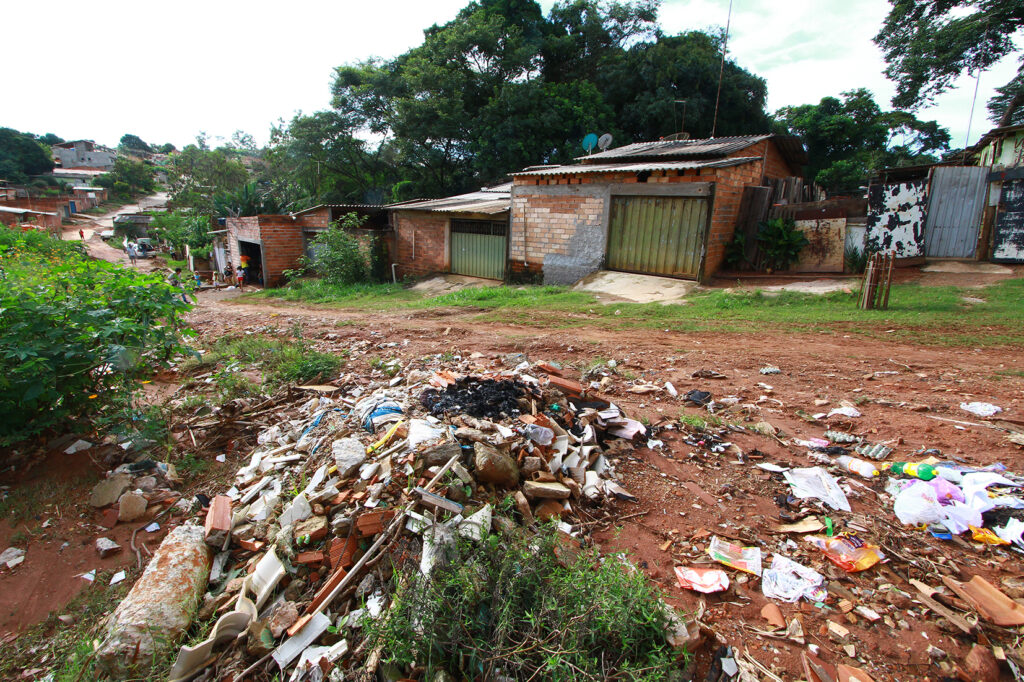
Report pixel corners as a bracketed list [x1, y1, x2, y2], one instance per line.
[290, 203, 387, 216]
[0, 206, 56, 215]
[511, 157, 761, 177]
[387, 184, 511, 215]
[576, 135, 771, 162]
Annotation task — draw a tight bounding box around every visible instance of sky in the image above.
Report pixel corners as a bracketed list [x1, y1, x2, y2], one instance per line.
[3, 0, 1019, 151]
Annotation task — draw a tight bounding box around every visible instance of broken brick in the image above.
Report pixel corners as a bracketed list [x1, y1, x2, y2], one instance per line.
[295, 551, 325, 566]
[355, 510, 395, 538]
[545, 375, 584, 397]
[204, 495, 232, 548]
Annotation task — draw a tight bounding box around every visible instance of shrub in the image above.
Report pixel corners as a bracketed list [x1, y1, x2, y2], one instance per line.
[0, 226, 190, 446]
[756, 217, 809, 272]
[308, 214, 370, 285]
[366, 523, 683, 681]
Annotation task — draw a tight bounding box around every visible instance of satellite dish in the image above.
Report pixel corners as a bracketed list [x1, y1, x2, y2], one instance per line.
[598, 133, 614, 151]
[582, 133, 599, 153]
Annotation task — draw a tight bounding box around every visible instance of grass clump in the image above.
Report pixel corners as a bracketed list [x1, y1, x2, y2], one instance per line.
[186, 335, 345, 392]
[367, 524, 684, 681]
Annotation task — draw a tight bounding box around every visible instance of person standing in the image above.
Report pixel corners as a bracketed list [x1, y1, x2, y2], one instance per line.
[127, 243, 138, 266]
[168, 267, 196, 304]
[78, 228, 85, 241]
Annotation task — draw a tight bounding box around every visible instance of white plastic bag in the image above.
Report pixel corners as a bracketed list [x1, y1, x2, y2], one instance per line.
[892, 480, 945, 526]
[762, 554, 827, 603]
[784, 467, 851, 512]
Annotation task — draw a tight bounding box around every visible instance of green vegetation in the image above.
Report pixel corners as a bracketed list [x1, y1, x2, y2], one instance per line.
[304, 215, 373, 284]
[0, 226, 191, 446]
[184, 334, 345, 398]
[756, 217, 810, 272]
[150, 211, 212, 260]
[96, 156, 157, 199]
[367, 523, 683, 681]
[0, 127, 55, 182]
[252, 276, 1024, 347]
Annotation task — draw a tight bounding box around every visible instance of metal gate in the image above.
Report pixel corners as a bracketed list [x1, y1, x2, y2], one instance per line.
[992, 178, 1024, 263]
[924, 166, 987, 258]
[606, 195, 709, 278]
[450, 219, 506, 280]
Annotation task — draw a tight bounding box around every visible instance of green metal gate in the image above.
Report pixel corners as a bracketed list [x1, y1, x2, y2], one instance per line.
[450, 219, 507, 280]
[606, 195, 709, 279]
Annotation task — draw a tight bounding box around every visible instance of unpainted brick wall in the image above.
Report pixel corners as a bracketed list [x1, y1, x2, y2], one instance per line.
[508, 193, 604, 265]
[392, 211, 448, 279]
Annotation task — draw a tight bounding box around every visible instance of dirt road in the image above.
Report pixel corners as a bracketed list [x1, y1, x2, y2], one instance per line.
[179, 292, 1024, 679]
[62, 191, 168, 271]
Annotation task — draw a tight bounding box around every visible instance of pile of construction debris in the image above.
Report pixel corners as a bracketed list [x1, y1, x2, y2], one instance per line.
[89, 356, 685, 680]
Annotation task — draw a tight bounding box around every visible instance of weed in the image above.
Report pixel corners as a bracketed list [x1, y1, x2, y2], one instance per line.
[679, 413, 708, 430]
[995, 369, 1024, 378]
[366, 524, 683, 681]
[177, 452, 210, 477]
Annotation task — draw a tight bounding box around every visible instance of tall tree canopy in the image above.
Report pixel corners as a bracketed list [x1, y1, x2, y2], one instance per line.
[0, 128, 55, 183]
[775, 89, 950, 193]
[119, 134, 152, 154]
[874, 0, 1024, 126]
[268, 0, 771, 202]
[166, 142, 249, 214]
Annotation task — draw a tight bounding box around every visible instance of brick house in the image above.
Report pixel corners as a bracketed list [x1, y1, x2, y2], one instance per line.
[508, 135, 805, 283]
[388, 185, 511, 280]
[223, 205, 387, 287]
[0, 196, 71, 233]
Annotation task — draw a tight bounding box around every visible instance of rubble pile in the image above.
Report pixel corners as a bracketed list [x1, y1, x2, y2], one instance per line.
[100, 354, 675, 680]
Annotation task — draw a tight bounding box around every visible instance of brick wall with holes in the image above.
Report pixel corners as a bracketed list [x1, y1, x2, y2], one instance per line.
[392, 211, 448, 279]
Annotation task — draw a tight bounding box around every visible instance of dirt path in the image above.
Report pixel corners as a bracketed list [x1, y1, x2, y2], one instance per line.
[179, 292, 1024, 678]
[62, 192, 168, 271]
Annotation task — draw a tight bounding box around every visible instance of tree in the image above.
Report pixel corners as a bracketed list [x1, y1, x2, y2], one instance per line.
[36, 133, 64, 146]
[95, 157, 157, 198]
[775, 88, 950, 193]
[989, 73, 1024, 127]
[874, 1, 1024, 125]
[149, 211, 212, 258]
[321, 0, 773, 199]
[166, 144, 249, 213]
[0, 127, 54, 183]
[155, 143, 177, 154]
[119, 134, 152, 154]
[213, 181, 290, 217]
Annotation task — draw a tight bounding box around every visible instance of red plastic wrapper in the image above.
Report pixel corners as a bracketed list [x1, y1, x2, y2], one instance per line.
[674, 566, 730, 593]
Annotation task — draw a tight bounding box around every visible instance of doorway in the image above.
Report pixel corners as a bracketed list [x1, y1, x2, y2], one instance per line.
[238, 239, 264, 285]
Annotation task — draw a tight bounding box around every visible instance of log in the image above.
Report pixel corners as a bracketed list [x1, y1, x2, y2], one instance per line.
[96, 524, 212, 677]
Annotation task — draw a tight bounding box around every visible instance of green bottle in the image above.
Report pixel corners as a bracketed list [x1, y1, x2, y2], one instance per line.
[889, 462, 937, 480]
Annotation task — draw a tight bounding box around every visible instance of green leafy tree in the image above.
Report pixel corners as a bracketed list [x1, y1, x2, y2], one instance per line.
[36, 133, 64, 146]
[775, 88, 950, 193]
[119, 133, 152, 154]
[0, 127, 55, 183]
[213, 181, 289, 217]
[149, 210, 212, 258]
[155, 142, 177, 154]
[306, 214, 371, 284]
[167, 143, 249, 213]
[989, 73, 1024, 127]
[95, 156, 156, 198]
[874, 1, 1024, 125]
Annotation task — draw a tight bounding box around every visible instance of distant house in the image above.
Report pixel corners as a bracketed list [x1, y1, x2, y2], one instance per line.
[52, 140, 117, 170]
[0, 205, 58, 231]
[388, 185, 511, 280]
[70, 185, 108, 209]
[223, 205, 388, 286]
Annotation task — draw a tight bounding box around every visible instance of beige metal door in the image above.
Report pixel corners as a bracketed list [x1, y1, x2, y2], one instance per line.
[606, 195, 708, 278]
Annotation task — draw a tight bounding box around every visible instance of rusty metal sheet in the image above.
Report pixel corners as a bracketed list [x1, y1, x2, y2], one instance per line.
[791, 217, 846, 272]
[925, 166, 987, 258]
[993, 178, 1024, 263]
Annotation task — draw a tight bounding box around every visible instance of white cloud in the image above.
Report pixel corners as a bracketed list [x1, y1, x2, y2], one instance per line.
[2, 0, 1018, 150]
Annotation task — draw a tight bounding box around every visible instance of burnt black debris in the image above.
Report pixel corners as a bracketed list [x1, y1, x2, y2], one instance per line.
[420, 377, 527, 420]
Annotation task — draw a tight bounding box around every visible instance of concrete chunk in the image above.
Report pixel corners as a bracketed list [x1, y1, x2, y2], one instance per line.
[332, 438, 366, 478]
[90, 474, 132, 508]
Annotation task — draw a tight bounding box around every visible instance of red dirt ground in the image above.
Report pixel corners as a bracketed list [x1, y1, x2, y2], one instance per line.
[3, 289, 1023, 680]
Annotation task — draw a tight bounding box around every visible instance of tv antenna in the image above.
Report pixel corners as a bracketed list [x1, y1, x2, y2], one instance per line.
[598, 133, 613, 151]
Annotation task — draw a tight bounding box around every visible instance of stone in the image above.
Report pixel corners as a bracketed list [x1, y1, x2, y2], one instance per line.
[521, 457, 543, 475]
[964, 644, 999, 682]
[473, 442, 519, 488]
[267, 601, 299, 638]
[133, 476, 158, 491]
[534, 499, 564, 521]
[332, 438, 366, 478]
[95, 525, 211, 678]
[513, 491, 534, 525]
[95, 537, 122, 558]
[522, 480, 571, 499]
[423, 441, 463, 468]
[90, 474, 133, 508]
[293, 515, 328, 544]
[117, 492, 148, 522]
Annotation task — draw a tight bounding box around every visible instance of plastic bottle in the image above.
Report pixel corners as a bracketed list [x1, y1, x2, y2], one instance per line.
[888, 462, 938, 480]
[836, 455, 879, 478]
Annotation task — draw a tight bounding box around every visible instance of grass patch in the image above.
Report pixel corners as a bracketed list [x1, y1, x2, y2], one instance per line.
[251, 275, 1024, 347]
[183, 334, 346, 398]
[367, 523, 684, 681]
[0, 478, 88, 525]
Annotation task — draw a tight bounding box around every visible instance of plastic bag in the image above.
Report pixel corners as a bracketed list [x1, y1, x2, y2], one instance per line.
[762, 554, 828, 603]
[674, 566, 730, 593]
[893, 480, 945, 526]
[960, 402, 1002, 417]
[407, 419, 446, 448]
[806, 534, 884, 572]
[784, 467, 851, 512]
[707, 536, 762, 575]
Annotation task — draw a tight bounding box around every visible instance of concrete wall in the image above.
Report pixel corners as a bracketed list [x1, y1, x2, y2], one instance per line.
[55, 142, 116, 170]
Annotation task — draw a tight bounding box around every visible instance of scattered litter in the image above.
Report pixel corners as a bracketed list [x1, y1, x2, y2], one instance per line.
[827, 406, 861, 419]
[63, 439, 92, 454]
[674, 566, 730, 593]
[143, 522, 160, 533]
[784, 467, 851, 512]
[109, 570, 126, 586]
[960, 402, 1003, 418]
[707, 535, 762, 575]
[807, 535, 884, 572]
[759, 366, 781, 375]
[761, 554, 827, 603]
[0, 547, 25, 569]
